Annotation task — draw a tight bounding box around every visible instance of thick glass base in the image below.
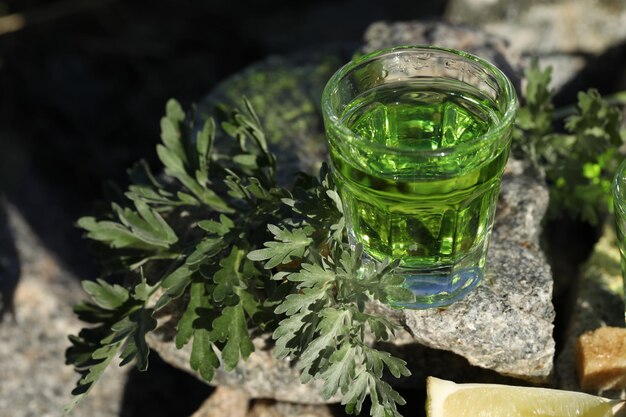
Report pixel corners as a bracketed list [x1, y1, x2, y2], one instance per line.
[353, 225, 491, 308]
[362, 244, 489, 309]
[391, 265, 483, 309]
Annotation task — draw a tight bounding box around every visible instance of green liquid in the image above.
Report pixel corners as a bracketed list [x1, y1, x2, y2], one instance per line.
[614, 208, 626, 324]
[330, 80, 509, 272]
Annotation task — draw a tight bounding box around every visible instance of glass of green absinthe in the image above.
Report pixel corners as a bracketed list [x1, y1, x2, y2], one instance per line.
[322, 46, 518, 308]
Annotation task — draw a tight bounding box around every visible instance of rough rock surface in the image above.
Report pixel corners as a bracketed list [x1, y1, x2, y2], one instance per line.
[361, 20, 523, 90]
[447, 0, 626, 55]
[0, 199, 128, 417]
[555, 221, 625, 398]
[147, 24, 555, 403]
[147, 331, 339, 404]
[198, 53, 342, 185]
[445, 0, 626, 91]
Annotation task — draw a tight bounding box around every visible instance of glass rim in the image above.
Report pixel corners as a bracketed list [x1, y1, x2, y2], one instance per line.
[613, 159, 626, 215]
[321, 45, 519, 157]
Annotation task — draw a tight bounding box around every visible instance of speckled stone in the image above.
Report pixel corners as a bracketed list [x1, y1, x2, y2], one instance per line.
[187, 386, 335, 417]
[361, 20, 523, 92]
[400, 246, 554, 382]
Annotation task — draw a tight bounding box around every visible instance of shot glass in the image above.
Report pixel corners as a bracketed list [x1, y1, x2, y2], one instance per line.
[612, 159, 626, 323]
[321, 46, 518, 308]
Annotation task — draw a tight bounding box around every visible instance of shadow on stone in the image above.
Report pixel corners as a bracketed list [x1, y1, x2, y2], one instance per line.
[0, 197, 20, 322]
[120, 352, 214, 417]
[375, 340, 534, 389]
[545, 218, 601, 355]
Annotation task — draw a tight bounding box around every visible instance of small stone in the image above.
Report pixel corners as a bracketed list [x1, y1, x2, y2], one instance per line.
[247, 400, 282, 417]
[191, 386, 249, 417]
[576, 327, 626, 391]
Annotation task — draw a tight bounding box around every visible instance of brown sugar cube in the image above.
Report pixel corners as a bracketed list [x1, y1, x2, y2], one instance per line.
[576, 326, 626, 390]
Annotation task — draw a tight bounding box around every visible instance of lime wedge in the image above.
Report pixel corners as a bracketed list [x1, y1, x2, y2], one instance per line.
[426, 376, 624, 417]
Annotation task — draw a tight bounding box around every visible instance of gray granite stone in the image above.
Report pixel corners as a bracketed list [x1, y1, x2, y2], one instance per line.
[400, 245, 554, 382]
[0, 200, 128, 417]
[555, 221, 625, 397]
[490, 161, 548, 252]
[361, 20, 523, 91]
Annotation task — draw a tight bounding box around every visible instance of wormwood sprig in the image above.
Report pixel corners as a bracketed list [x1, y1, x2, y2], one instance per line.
[249, 166, 415, 417]
[66, 99, 277, 411]
[268, 246, 414, 417]
[513, 59, 624, 225]
[65, 98, 412, 417]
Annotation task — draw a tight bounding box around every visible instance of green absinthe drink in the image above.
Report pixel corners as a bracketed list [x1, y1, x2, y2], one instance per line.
[612, 159, 626, 325]
[339, 80, 504, 266]
[322, 46, 517, 308]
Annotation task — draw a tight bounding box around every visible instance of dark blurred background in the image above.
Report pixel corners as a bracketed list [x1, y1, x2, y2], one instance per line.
[0, 1, 447, 416]
[0, 0, 448, 275]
